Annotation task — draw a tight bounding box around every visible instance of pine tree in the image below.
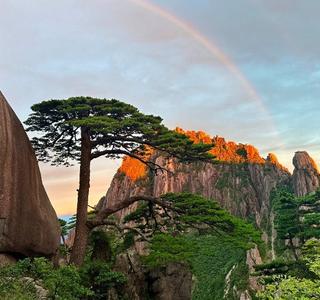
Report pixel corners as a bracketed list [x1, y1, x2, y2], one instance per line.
[25, 97, 213, 266]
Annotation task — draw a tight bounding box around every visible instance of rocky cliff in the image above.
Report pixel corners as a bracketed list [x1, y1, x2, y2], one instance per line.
[99, 129, 320, 300]
[101, 130, 320, 223]
[99, 129, 291, 228]
[0, 92, 60, 258]
[292, 151, 320, 196]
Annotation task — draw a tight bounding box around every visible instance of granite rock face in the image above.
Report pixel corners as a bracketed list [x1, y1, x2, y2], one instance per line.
[246, 246, 262, 291]
[99, 130, 290, 227]
[148, 262, 192, 300]
[99, 130, 291, 298]
[0, 92, 60, 257]
[112, 251, 192, 300]
[113, 250, 149, 300]
[292, 151, 320, 196]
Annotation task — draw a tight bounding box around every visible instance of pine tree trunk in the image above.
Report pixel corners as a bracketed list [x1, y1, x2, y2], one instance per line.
[70, 127, 91, 266]
[289, 236, 299, 261]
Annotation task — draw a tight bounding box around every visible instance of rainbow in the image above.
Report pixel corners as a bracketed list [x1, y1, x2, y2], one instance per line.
[128, 0, 281, 145]
[129, 0, 259, 100]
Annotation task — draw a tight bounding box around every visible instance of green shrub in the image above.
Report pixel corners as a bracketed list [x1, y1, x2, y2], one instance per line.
[89, 230, 113, 262]
[80, 260, 126, 299]
[0, 257, 126, 299]
[0, 258, 92, 299]
[0, 276, 37, 300]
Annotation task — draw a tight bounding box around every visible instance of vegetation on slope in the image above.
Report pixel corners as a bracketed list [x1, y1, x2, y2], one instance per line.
[257, 239, 320, 299]
[0, 192, 262, 299]
[0, 256, 126, 300]
[145, 233, 249, 300]
[272, 188, 320, 259]
[125, 193, 262, 299]
[256, 189, 320, 299]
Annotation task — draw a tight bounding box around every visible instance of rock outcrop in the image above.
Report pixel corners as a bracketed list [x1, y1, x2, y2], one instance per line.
[112, 251, 192, 300]
[0, 92, 60, 257]
[113, 251, 148, 300]
[148, 262, 192, 300]
[246, 246, 262, 292]
[292, 151, 320, 196]
[100, 130, 290, 227]
[0, 253, 16, 267]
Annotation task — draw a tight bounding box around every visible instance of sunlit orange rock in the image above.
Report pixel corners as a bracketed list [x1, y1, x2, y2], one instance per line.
[118, 128, 287, 181]
[176, 128, 265, 164]
[101, 128, 291, 225]
[266, 153, 289, 172]
[118, 146, 153, 181]
[209, 137, 265, 164]
[175, 127, 212, 144]
[119, 156, 148, 181]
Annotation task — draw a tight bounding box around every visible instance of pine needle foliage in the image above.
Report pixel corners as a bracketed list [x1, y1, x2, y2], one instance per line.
[24, 97, 213, 166]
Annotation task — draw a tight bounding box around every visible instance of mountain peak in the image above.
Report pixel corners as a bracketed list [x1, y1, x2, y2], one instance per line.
[292, 151, 320, 196]
[118, 128, 288, 181]
[293, 151, 319, 172]
[267, 153, 289, 172]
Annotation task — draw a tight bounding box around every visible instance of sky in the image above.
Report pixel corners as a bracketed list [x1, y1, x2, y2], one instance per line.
[1, 0, 319, 216]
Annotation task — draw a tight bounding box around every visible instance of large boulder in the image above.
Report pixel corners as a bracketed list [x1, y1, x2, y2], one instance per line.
[292, 151, 320, 196]
[0, 92, 60, 257]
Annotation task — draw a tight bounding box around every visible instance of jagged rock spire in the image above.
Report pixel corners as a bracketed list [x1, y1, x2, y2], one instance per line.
[292, 151, 320, 196]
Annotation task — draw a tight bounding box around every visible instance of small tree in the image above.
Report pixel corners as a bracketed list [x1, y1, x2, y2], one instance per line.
[25, 97, 213, 266]
[273, 189, 320, 260]
[58, 218, 68, 245]
[273, 190, 300, 260]
[299, 190, 320, 241]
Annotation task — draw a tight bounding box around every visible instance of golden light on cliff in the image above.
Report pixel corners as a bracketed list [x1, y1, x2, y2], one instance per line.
[118, 128, 288, 182]
[118, 146, 154, 181]
[119, 156, 149, 181]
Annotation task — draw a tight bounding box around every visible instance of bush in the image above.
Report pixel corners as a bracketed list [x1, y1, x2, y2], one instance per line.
[0, 257, 126, 299]
[80, 260, 126, 299]
[0, 276, 37, 300]
[0, 258, 92, 299]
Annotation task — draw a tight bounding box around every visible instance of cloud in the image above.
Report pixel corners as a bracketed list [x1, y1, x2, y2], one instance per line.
[1, 0, 319, 215]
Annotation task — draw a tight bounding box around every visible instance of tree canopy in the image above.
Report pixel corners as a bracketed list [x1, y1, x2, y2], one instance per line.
[122, 193, 260, 246]
[25, 97, 213, 168]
